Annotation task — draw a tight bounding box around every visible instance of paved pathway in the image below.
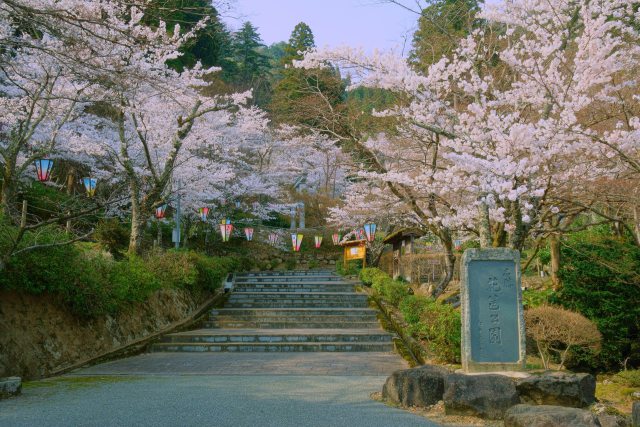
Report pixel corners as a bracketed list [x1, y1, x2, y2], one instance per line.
[0, 353, 439, 427]
[0, 373, 438, 427]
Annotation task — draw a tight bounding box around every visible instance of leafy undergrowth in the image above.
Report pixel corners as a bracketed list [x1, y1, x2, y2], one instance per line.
[595, 370, 640, 415]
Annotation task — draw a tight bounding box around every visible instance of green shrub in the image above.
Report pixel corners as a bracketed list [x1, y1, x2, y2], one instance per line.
[359, 267, 387, 286]
[612, 370, 640, 387]
[336, 258, 362, 276]
[364, 268, 410, 306]
[1, 231, 244, 317]
[285, 258, 297, 270]
[94, 218, 129, 256]
[110, 255, 161, 303]
[189, 252, 239, 292]
[399, 295, 432, 324]
[145, 250, 198, 289]
[523, 288, 555, 309]
[552, 229, 640, 371]
[401, 295, 461, 364]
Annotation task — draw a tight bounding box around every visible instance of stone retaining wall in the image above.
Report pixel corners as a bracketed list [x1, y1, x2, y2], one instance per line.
[0, 288, 213, 380]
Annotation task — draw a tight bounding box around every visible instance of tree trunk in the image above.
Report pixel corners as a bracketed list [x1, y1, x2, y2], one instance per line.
[478, 201, 492, 248]
[0, 162, 15, 217]
[431, 233, 455, 299]
[633, 205, 640, 246]
[0, 181, 12, 217]
[549, 233, 561, 290]
[128, 195, 146, 254]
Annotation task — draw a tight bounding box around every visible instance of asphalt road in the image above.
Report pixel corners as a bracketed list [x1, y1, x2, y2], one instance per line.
[0, 353, 440, 427]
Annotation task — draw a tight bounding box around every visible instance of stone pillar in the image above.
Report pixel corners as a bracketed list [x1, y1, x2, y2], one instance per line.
[460, 248, 526, 373]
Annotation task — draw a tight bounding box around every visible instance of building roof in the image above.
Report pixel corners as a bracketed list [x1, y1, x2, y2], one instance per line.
[382, 228, 425, 245]
[339, 239, 367, 247]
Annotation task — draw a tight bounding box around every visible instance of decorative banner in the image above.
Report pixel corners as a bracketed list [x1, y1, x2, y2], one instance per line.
[155, 204, 167, 219]
[34, 159, 54, 182]
[356, 228, 366, 240]
[268, 233, 279, 246]
[219, 219, 233, 242]
[198, 207, 210, 222]
[364, 223, 377, 242]
[82, 177, 97, 197]
[332, 233, 341, 245]
[291, 233, 303, 252]
[244, 227, 254, 241]
[314, 235, 323, 248]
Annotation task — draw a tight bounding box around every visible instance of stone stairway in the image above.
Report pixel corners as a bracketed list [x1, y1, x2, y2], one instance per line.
[151, 270, 395, 353]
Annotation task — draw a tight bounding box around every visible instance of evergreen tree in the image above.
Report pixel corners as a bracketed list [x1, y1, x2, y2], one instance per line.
[232, 22, 270, 85]
[269, 23, 345, 127]
[282, 22, 316, 64]
[230, 22, 272, 105]
[144, 0, 234, 72]
[410, 0, 482, 72]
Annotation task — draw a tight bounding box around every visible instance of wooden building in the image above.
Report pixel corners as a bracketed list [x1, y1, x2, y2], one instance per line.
[382, 228, 425, 281]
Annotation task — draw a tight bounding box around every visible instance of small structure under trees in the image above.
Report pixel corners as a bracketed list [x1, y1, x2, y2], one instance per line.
[382, 228, 424, 281]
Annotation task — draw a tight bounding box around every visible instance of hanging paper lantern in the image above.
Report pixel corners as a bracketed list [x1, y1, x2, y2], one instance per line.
[364, 223, 377, 242]
[82, 177, 97, 197]
[332, 233, 341, 245]
[244, 227, 254, 241]
[454, 239, 462, 251]
[291, 233, 303, 252]
[198, 207, 210, 222]
[235, 200, 241, 209]
[219, 219, 233, 242]
[314, 235, 323, 248]
[155, 204, 167, 219]
[34, 159, 54, 182]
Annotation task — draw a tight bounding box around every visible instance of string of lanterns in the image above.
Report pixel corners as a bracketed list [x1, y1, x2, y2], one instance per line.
[35, 159, 99, 198]
[35, 159, 379, 250]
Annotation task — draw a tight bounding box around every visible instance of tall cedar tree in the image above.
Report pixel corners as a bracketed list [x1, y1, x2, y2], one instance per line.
[231, 22, 272, 106]
[270, 22, 345, 127]
[143, 0, 234, 72]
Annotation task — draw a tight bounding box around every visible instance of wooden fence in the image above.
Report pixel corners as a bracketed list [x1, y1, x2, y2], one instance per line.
[379, 250, 461, 285]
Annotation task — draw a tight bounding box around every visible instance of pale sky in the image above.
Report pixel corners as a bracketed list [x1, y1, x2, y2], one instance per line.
[223, 0, 420, 55]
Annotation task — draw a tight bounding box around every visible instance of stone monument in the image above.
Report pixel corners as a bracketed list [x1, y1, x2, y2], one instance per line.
[460, 248, 526, 373]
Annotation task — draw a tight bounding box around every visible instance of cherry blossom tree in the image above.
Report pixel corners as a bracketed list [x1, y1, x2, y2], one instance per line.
[295, 0, 640, 294]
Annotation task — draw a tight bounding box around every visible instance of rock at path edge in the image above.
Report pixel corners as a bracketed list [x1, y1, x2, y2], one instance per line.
[443, 373, 520, 420]
[382, 364, 450, 407]
[0, 377, 22, 399]
[516, 371, 596, 408]
[504, 404, 601, 427]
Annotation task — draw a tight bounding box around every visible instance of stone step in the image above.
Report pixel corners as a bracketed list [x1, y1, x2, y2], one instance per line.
[150, 341, 395, 353]
[203, 320, 382, 329]
[158, 329, 393, 344]
[235, 277, 345, 283]
[228, 295, 368, 304]
[210, 308, 378, 317]
[233, 282, 354, 288]
[233, 285, 355, 292]
[209, 313, 379, 322]
[236, 270, 335, 276]
[225, 301, 370, 309]
[229, 291, 365, 298]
